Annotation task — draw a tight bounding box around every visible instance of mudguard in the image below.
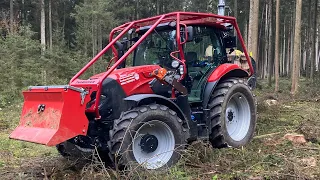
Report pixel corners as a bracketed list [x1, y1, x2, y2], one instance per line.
[207, 63, 248, 82]
[203, 63, 249, 108]
[124, 94, 190, 129]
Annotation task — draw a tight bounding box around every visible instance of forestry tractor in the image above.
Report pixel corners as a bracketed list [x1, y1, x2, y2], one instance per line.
[10, 12, 257, 170]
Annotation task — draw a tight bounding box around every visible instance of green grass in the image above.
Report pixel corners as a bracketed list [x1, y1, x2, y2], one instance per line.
[0, 104, 57, 173]
[1, 78, 320, 179]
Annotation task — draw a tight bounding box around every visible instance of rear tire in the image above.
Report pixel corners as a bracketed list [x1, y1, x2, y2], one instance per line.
[108, 104, 189, 170]
[208, 78, 256, 148]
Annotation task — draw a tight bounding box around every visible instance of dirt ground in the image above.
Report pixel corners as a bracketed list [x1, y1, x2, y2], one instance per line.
[1, 78, 320, 180]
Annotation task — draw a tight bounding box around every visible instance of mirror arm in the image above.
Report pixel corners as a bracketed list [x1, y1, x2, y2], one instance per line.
[180, 23, 188, 45]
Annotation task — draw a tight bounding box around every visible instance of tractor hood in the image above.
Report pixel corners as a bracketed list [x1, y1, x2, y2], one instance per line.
[89, 65, 160, 80]
[90, 65, 160, 96]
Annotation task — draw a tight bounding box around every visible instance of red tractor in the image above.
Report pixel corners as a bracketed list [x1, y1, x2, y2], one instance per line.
[10, 12, 256, 170]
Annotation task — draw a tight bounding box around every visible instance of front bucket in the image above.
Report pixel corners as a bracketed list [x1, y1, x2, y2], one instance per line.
[9, 86, 90, 146]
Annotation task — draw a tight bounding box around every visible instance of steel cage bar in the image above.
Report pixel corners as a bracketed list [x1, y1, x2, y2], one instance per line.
[69, 22, 135, 83]
[68, 12, 254, 118]
[93, 15, 166, 118]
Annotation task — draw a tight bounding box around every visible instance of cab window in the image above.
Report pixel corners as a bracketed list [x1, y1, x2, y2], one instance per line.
[184, 26, 224, 66]
[133, 29, 177, 69]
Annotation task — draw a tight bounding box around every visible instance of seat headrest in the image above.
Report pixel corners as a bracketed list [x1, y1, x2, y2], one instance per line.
[185, 52, 198, 62]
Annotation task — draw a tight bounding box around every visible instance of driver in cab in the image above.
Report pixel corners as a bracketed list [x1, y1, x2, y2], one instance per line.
[204, 44, 217, 64]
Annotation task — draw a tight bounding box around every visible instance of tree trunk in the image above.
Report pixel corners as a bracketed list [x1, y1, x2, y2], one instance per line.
[84, 0, 88, 57]
[263, 2, 268, 79]
[281, 35, 284, 76]
[62, 1, 66, 38]
[244, 20, 248, 48]
[287, 21, 291, 76]
[92, 12, 96, 74]
[311, 0, 318, 81]
[10, 0, 13, 33]
[40, 0, 46, 53]
[267, 0, 273, 87]
[136, 0, 139, 19]
[291, 0, 302, 95]
[316, 28, 319, 71]
[303, 48, 307, 74]
[234, 0, 238, 18]
[22, 0, 25, 25]
[283, 20, 286, 76]
[234, 0, 238, 37]
[49, 0, 52, 51]
[98, 22, 102, 52]
[157, 0, 160, 15]
[248, 0, 260, 62]
[290, 15, 294, 75]
[275, 0, 280, 91]
[306, 0, 312, 78]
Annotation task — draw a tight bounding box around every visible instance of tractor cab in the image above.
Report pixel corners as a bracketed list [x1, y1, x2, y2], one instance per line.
[116, 23, 238, 102]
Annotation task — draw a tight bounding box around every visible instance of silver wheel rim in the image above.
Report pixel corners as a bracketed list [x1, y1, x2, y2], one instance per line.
[132, 120, 175, 169]
[225, 92, 251, 141]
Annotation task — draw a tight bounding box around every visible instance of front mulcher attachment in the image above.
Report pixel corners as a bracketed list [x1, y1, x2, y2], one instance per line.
[10, 86, 90, 146]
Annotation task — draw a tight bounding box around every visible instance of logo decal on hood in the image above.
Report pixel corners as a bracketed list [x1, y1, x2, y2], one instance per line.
[119, 73, 139, 85]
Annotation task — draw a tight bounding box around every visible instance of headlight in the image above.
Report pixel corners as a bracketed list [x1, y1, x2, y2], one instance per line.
[179, 65, 184, 75]
[171, 60, 180, 68]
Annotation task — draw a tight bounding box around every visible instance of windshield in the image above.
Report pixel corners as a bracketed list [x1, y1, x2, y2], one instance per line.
[134, 29, 177, 68]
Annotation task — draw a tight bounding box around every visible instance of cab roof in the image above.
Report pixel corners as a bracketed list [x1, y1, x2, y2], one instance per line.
[113, 12, 236, 32]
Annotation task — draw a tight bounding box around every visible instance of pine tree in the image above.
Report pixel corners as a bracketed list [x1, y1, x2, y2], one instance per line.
[275, 0, 280, 92]
[291, 0, 302, 95]
[40, 0, 46, 53]
[248, 0, 260, 62]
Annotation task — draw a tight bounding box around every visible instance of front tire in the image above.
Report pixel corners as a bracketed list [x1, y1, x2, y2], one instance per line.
[108, 104, 189, 170]
[208, 78, 256, 148]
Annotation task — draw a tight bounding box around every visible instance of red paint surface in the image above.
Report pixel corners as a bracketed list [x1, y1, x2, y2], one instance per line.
[208, 63, 248, 82]
[90, 65, 159, 96]
[9, 88, 90, 146]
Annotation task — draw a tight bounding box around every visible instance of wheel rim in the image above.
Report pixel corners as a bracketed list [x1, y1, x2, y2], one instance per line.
[225, 92, 251, 141]
[132, 120, 175, 169]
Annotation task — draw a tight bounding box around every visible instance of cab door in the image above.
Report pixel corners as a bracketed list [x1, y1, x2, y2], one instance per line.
[183, 26, 225, 102]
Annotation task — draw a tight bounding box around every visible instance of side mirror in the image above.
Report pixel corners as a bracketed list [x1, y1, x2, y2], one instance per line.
[128, 28, 134, 34]
[115, 40, 126, 69]
[187, 26, 194, 42]
[122, 37, 128, 49]
[223, 36, 236, 48]
[115, 41, 124, 51]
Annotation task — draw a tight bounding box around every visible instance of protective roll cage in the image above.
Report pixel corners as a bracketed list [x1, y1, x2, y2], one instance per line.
[69, 12, 254, 119]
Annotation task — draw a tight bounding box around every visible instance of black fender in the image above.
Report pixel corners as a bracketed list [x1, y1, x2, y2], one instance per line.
[203, 81, 219, 108]
[124, 94, 190, 129]
[248, 57, 257, 89]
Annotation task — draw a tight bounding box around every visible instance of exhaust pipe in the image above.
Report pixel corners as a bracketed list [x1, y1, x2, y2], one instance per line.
[218, 0, 225, 16]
